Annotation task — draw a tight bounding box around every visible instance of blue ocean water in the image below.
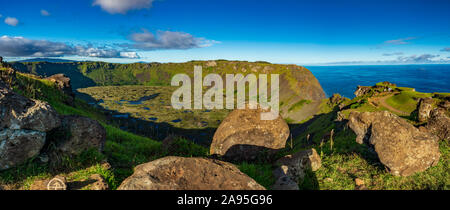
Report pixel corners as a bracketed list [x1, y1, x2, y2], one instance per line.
[306, 65, 450, 98]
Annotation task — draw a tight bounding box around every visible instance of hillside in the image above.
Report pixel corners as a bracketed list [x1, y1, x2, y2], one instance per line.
[11, 60, 326, 122]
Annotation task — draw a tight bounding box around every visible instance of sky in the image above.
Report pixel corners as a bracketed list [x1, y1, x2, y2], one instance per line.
[0, 0, 449, 65]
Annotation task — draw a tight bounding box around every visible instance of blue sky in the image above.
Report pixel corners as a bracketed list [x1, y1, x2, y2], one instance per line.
[0, 0, 449, 64]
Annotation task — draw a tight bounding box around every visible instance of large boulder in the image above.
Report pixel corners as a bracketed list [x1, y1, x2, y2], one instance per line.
[210, 106, 290, 161]
[348, 111, 440, 176]
[425, 108, 450, 141]
[417, 97, 434, 122]
[118, 156, 265, 190]
[0, 129, 46, 170]
[0, 80, 61, 170]
[0, 81, 61, 132]
[52, 115, 106, 155]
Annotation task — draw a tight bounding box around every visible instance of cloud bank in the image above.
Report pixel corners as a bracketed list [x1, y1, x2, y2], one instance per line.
[127, 30, 218, 50]
[441, 47, 450, 52]
[4, 17, 19, 26]
[93, 0, 154, 14]
[0, 36, 139, 58]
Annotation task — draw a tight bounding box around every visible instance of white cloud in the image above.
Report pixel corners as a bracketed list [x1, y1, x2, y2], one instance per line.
[396, 54, 440, 63]
[93, 0, 154, 14]
[127, 30, 218, 50]
[0, 35, 139, 58]
[383, 37, 417, 45]
[4, 17, 19, 26]
[382, 52, 404, 56]
[41, 10, 51, 16]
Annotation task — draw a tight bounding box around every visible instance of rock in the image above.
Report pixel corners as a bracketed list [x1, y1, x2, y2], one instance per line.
[336, 111, 345, 121]
[30, 175, 67, 190]
[271, 175, 299, 190]
[0, 129, 46, 170]
[354, 86, 371, 97]
[355, 178, 365, 186]
[348, 111, 440, 176]
[274, 148, 321, 181]
[0, 68, 16, 85]
[118, 156, 265, 190]
[162, 135, 177, 151]
[205, 61, 217, 67]
[44, 74, 75, 105]
[329, 93, 342, 105]
[426, 108, 450, 141]
[354, 178, 368, 190]
[439, 100, 450, 110]
[87, 174, 109, 190]
[0, 80, 61, 132]
[70, 174, 109, 190]
[417, 97, 434, 122]
[53, 115, 106, 155]
[210, 105, 290, 161]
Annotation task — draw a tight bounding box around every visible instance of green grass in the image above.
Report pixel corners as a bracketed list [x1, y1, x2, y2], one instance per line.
[385, 91, 432, 113]
[238, 163, 275, 189]
[288, 99, 312, 112]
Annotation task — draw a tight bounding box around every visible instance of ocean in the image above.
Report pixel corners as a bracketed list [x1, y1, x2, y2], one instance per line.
[306, 64, 450, 99]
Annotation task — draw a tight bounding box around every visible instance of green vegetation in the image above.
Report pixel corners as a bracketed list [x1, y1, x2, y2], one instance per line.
[288, 99, 311, 112]
[238, 163, 275, 189]
[385, 91, 432, 113]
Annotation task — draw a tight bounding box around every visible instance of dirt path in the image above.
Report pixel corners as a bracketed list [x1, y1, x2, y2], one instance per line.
[370, 93, 409, 116]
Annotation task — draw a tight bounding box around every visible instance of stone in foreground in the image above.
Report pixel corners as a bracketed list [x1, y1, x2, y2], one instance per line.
[425, 108, 450, 141]
[348, 111, 440, 176]
[274, 148, 321, 181]
[53, 115, 106, 155]
[210, 105, 290, 161]
[118, 156, 265, 190]
[0, 80, 61, 132]
[0, 129, 46, 170]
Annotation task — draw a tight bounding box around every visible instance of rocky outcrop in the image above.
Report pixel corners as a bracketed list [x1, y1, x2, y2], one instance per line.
[354, 86, 371, 97]
[329, 93, 342, 105]
[425, 108, 450, 141]
[210, 105, 290, 161]
[417, 97, 434, 122]
[0, 67, 15, 85]
[273, 148, 321, 182]
[348, 111, 440, 176]
[118, 156, 265, 190]
[0, 80, 61, 170]
[52, 115, 106, 155]
[44, 74, 74, 105]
